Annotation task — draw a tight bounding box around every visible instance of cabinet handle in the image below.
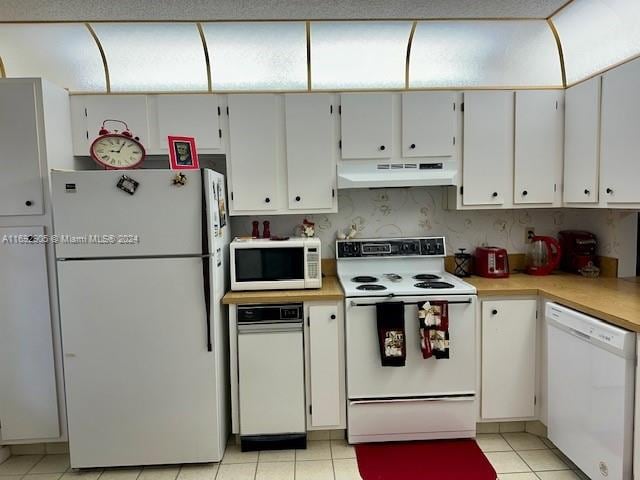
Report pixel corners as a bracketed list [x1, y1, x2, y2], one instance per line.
[265, 197, 271, 203]
[584, 189, 590, 195]
[606, 188, 613, 194]
[491, 309, 498, 315]
[25, 200, 33, 206]
[379, 145, 386, 151]
[492, 192, 498, 198]
[295, 196, 301, 202]
[522, 190, 528, 196]
[409, 143, 416, 149]
[330, 314, 336, 320]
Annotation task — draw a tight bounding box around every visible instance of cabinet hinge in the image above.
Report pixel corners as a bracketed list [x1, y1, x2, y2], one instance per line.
[460, 186, 464, 195]
[218, 129, 222, 139]
[217, 106, 221, 116]
[461, 102, 465, 112]
[338, 140, 342, 149]
[338, 105, 342, 115]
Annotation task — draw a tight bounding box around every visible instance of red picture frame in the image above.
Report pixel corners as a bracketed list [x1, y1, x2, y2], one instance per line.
[168, 136, 199, 170]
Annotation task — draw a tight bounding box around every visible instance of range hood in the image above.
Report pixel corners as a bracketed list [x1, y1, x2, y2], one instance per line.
[337, 161, 457, 189]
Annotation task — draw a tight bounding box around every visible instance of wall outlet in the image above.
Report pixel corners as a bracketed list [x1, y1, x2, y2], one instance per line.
[525, 227, 535, 243]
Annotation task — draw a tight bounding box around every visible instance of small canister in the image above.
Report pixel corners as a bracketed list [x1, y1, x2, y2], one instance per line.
[454, 248, 473, 277]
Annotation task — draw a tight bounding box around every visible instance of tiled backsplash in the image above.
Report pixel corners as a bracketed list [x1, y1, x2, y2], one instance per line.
[231, 187, 638, 276]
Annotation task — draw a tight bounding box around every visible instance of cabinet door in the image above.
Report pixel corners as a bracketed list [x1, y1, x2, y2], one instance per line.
[156, 95, 221, 151]
[514, 90, 563, 205]
[285, 94, 335, 210]
[0, 226, 59, 441]
[481, 299, 537, 420]
[227, 95, 279, 212]
[0, 81, 44, 216]
[81, 96, 150, 154]
[601, 57, 640, 204]
[307, 304, 344, 429]
[340, 93, 393, 159]
[462, 91, 513, 206]
[402, 92, 456, 157]
[564, 78, 601, 204]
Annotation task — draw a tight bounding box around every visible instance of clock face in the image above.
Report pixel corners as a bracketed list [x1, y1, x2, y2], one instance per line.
[91, 134, 145, 169]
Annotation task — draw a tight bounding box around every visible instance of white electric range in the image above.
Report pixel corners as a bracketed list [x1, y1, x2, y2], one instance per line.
[336, 237, 478, 444]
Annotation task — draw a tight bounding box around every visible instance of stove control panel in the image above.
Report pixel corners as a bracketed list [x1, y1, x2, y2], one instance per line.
[336, 237, 445, 258]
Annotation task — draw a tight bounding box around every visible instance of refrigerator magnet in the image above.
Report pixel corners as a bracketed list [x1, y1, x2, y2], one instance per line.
[168, 136, 199, 170]
[116, 175, 139, 195]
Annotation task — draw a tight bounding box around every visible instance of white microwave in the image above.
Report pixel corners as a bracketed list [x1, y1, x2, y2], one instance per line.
[230, 237, 322, 291]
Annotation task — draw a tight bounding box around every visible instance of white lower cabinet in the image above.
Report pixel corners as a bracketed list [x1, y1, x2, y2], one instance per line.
[0, 226, 59, 442]
[304, 302, 346, 430]
[481, 298, 537, 420]
[635, 336, 640, 480]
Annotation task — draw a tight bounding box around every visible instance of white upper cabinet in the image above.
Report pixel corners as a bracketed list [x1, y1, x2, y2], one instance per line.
[514, 90, 564, 205]
[285, 94, 336, 211]
[481, 299, 537, 420]
[72, 95, 150, 156]
[401, 92, 456, 158]
[601, 57, 640, 205]
[340, 93, 393, 159]
[153, 95, 222, 151]
[0, 81, 44, 216]
[227, 94, 280, 212]
[462, 91, 514, 207]
[564, 77, 601, 204]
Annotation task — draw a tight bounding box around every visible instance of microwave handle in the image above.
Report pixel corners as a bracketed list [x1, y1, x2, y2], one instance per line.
[201, 173, 212, 352]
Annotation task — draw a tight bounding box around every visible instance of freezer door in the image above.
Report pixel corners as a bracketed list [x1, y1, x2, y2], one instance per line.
[52, 169, 203, 258]
[58, 257, 223, 467]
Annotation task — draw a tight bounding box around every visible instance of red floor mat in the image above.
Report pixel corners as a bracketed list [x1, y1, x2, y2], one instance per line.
[355, 439, 497, 480]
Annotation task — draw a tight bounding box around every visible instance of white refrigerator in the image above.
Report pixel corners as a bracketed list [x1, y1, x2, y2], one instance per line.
[51, 169, 230, 468]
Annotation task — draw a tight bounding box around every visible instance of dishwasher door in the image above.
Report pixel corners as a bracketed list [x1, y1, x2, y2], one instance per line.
[238, 322, 306, 437]
[546, 302, 636, 480]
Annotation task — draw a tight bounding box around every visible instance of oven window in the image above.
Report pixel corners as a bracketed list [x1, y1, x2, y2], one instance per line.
[235, 248, 305, 281]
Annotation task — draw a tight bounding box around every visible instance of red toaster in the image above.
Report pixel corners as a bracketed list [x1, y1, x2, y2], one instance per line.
[474, 246, 510, 278]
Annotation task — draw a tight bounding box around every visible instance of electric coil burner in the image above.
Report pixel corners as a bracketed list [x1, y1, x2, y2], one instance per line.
[352, 276, 379, 283]
[413, 274, 441, 281]
[414, 281, 455, 289]
[356, 284, 387, 291]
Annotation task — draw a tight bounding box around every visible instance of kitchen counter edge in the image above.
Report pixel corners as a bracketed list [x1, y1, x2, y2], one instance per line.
[222, 276, 344, 305]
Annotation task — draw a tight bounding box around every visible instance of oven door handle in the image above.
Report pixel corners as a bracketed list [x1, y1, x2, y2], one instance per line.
[350, 395, 475, 405]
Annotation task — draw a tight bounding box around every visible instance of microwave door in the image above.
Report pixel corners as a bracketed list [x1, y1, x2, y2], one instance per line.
[233, 247, 306, 290]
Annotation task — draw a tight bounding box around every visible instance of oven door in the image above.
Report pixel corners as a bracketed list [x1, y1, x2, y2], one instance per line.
[232, 245, 306, 291]
[345, 295, 476, 399]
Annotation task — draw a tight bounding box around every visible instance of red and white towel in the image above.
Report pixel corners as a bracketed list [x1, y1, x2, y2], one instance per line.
[418, 301, 450, 359]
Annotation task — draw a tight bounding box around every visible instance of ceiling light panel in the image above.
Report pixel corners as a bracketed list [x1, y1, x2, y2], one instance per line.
[311, 21, 413, 89]
[553, 0, 640, 85]
[202, 22, 307, 91]
[91, 23, 208, 92]
[0, 23, 106, 92]
[409, 20, 563, 88]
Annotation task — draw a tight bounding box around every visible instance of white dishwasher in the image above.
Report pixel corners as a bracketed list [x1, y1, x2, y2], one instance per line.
[237, 303, 306, 451]
[546, 302, 636, 480]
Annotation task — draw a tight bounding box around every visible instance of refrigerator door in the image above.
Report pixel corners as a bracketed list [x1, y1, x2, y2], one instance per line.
[58, 257, 223, 467]
[52, 169, 203, 258]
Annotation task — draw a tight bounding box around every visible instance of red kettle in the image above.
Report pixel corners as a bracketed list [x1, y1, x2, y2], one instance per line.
[526, 236, 562, 275]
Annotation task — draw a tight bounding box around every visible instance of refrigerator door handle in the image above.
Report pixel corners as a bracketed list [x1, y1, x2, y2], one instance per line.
[201, 171, 212, 352]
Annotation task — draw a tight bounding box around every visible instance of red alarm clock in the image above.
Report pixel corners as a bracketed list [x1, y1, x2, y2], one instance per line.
[90, 119, 146, 170]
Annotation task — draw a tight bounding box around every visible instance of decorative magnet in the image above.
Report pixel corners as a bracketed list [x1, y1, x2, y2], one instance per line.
[116, 175, 139, 195]
[172, 172, 188, 186]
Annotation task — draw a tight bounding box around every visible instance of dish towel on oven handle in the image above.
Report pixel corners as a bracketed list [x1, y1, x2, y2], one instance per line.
[375, 302, 406, 367]
[418, 300, 450, 359]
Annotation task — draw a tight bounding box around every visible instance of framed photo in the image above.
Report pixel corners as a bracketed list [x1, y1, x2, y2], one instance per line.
[168, 136, 199, 170]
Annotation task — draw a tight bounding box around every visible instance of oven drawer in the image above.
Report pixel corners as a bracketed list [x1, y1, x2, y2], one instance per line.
[347, 396, 476, 444]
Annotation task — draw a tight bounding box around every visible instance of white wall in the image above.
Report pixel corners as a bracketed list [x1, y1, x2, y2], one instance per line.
[231, 187, 638, 276]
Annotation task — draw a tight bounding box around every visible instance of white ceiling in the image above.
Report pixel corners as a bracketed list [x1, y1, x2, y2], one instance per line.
[0, 0, 572, 21]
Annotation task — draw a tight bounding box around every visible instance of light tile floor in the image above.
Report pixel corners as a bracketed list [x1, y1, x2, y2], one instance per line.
[0, 433, 589, 480]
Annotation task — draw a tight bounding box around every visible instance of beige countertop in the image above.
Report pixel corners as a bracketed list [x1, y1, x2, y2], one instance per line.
[468, 273, 640, 332]
[222, 276, 344, 305]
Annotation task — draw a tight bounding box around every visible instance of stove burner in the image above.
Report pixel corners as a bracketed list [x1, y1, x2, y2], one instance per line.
[414, 281, 455, 289]
[413, 274, 441, 281]
[352, 276, 379, 283]
[356, 284, 387, 291]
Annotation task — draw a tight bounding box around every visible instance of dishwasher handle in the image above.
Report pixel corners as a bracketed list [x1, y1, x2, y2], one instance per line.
[238, 322, 303, 334]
